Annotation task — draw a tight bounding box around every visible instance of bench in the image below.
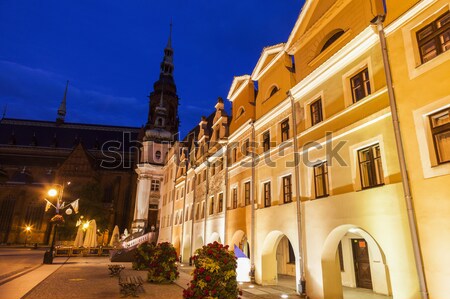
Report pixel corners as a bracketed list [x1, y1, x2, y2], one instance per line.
[119, 275, 144, 297]
[108, 264, 125, 277]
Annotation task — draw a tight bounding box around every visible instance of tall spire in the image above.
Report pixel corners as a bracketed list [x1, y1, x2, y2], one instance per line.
[57, 80, 69, 124]
[160, 22, 174, 77]
[166, 19, 173, 50]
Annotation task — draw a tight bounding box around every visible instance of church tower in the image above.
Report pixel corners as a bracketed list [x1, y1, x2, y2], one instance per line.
[132, 24, 179, 233]
[145, 23, 179, 140]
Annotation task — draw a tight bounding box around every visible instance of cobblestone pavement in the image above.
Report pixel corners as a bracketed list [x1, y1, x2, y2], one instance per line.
[21, 257, 302, 299]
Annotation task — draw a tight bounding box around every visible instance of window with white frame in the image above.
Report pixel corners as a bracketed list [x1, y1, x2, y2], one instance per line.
[310, 98, 323, 126]
[210, 196, 215, 215]
[218, 193, 223, 213]
[350, 68, 371, 102]
[417, 11, 450, 63]
[244, 182, 251, 206]
[263, 182, 271, 207]
[262, 131, 270, 152]
[314, 162, 329, 198]
[429, 107, 450, 164]
[232, 187, 238, 209]
[358, 144, 384, 189]
[281, 119, 290, 142]
[282, 175, 292, 203]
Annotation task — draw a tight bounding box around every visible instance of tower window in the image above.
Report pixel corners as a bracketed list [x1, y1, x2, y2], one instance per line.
[155, 151, 162, 160]
[151, 180, 160, 192]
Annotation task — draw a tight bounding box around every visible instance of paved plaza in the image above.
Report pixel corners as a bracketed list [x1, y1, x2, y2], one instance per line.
[0, 249, 301, 299]
[0, 248, 390, 299]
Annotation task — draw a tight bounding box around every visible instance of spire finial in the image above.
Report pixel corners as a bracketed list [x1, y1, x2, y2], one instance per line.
[167, 19, 173, 49]
[57, 80, 69, 123]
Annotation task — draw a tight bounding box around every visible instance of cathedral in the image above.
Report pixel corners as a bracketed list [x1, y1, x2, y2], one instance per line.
[0, 28, 179, 246]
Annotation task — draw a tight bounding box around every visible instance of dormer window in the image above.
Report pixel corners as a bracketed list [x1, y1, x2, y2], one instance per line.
[269, 86, 278, 98]
[320, 29, 345, 53]
[236, 107, 245, 119]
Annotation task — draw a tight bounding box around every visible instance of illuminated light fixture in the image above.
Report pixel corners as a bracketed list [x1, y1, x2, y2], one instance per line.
[249, 285, 254, 289]
[82, 222, 89, 230]
[25, 226, 31, 232]
[48, 189, 58, 197]
[281, 295, 289, 299]
[348, 228, 359, 233]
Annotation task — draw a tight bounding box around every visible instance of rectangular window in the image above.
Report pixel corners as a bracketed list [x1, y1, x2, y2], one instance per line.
[263, 131, 270, 152]
[281, 119, 290, 142]
[310, 98, 323, 126]
[429, 108, 450, 163]
[233, 147, 238, 163]
[350, 68, 371, 102]
[151, 179, 160, 192]
[283, 175, 292, 203]
[210, 196, 215, 215]
[195, 203, 199, 220]
[314, 162, 329, 198]
[232, 187, 238, 209]
[201, 202, 205, 218]
[263, 182, 271, 207]
[218, 193, 223, 213]
[203, 170, 207, 182]
[219, 158, 224, 171]
[244, 182, 251, 206]
[211, 163, 216, 176]
[243, 139, 250, 156]
[358, 144, 384, 189]
[417, 11, 450, 63]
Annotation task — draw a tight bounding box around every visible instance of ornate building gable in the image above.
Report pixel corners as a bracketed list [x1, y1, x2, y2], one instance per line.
[56, 143, 97, 179]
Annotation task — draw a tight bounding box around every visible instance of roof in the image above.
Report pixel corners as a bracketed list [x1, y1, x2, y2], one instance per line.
[0, 118, 141, 152]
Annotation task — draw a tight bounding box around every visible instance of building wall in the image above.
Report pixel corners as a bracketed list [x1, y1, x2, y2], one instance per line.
[387, 0, 450, 297]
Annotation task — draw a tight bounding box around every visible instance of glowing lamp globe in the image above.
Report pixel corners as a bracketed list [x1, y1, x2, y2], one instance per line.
[48, 189, 58, 197]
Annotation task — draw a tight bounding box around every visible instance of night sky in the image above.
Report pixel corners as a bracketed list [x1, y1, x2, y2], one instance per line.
[0, 1, 303, 138]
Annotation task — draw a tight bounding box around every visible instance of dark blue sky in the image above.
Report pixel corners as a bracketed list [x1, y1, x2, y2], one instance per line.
[0, 0, 303, 138]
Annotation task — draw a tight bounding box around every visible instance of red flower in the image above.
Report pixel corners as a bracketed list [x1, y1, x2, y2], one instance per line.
[205, 275, 211, 282]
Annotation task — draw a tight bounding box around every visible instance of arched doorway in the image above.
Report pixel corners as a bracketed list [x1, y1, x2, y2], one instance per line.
[231, 230, 250, 258]
[321, 225, 392, 299]
[261, 231, 297, 290]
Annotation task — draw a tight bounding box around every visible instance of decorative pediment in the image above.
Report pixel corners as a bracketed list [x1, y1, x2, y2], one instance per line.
[286, 0, 352, 53]
[251, 43, 285, 80]
[227, 75, 251, 102]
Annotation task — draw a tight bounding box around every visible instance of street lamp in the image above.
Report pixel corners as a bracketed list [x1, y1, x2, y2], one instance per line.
[43, 181, 78, 264]
[25, 226, 31, 247]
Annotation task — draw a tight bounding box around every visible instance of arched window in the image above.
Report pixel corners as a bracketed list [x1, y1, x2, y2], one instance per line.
[269, 86, 278, 98]
[237, 107, 245, 118]
[320, 29, 345, 53]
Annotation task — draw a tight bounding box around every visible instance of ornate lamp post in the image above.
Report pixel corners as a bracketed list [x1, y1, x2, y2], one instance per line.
[43, 182, 79, 264]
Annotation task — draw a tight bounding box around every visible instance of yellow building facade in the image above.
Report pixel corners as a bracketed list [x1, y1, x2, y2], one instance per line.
[157, 0, 450, 298]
